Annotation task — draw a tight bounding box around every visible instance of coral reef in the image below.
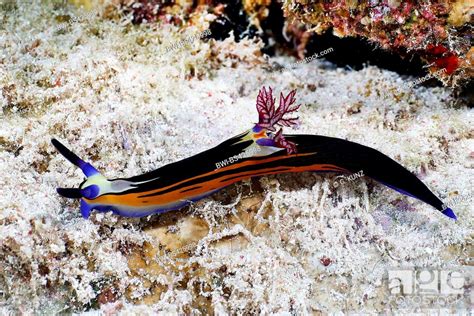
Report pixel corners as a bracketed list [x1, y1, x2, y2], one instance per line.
[103, 0, 472, 98]
[282, 0, 473, 87]
[0, 0, 472, 314]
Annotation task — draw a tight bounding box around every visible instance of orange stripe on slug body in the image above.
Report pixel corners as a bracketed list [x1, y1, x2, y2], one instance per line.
[134, 152, 316, 199]
[85, 153, 311, 206]
[85, 162, 347, 207]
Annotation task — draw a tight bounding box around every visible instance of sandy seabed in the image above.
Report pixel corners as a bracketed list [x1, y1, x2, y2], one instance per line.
[0, 2, 472, 314]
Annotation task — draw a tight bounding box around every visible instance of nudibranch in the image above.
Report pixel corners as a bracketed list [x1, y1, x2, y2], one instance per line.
[52, 87, 457, 220]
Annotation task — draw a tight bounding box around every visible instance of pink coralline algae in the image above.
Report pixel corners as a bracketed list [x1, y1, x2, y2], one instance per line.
[282, 0, 472, 86]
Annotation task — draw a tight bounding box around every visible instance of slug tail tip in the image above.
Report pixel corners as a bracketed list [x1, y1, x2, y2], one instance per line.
[442, 208, 457, 220]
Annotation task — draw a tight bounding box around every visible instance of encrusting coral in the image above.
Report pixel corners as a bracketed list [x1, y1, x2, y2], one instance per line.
[282, 0, 473, 88]
[0, 0, 472, 314]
